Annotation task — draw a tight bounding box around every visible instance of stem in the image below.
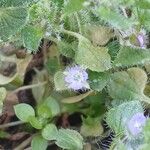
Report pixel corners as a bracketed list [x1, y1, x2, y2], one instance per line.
[13, 81, 47, 93]
[0, 121, 24, 129]
[75, 12, 82, 34]
[60, 28, 83, 39]
[14, 136, 33, 150]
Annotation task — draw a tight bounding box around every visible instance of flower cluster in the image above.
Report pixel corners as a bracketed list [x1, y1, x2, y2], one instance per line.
[63, 65, 89, 90]
[127, 113, 147, 136]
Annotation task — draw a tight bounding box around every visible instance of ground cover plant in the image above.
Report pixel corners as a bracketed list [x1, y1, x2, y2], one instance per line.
[0, 0, 150, 149]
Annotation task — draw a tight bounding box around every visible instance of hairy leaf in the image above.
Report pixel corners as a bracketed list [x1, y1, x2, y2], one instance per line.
[75, 38, 111, 72]
[21, 25, 43, 53]
[98, 6, 135, 30]
[106, 101, 144, 134]
[55, 129, 83, 150]
[108, 67, 149, 103]
[89, 71, 110, 91]
[0, 7, 28, 41]
[113, 46, 150, 67]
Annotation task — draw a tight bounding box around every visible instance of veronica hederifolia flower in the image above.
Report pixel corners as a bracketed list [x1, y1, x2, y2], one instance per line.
[63, 65, 90, 90]
[127, 113, 147, 136]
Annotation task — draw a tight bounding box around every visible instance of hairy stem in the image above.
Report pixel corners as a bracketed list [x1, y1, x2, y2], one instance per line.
[0, 121, 24, 129]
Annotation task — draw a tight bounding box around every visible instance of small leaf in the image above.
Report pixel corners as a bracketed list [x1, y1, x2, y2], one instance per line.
[0, 0, 35, 7]
[55, 129, 83, 150]
[0, 7, 28, 41]
[63, 0, 85, 16]
[57, 41, 76, 58]
[21, 25, 43, 53]
[31, 135, 48, 150]
[54, 71, 68, 91]
[113, 46, 150, 67]
[106, 101, 144, 134]
[42, 124, 58, 140]
[14, 103, 35, 122]
[98, 6, 135, 30]
[108, 67, 149, 102]
[81, 117, 103, 137]
[75, 37, 111, 72]
[62, 90, 93, 103]
[45, 57, 60, 76]
[88, 71, 110, 91]
[29, 116, 43, 129]
[85, 25, 114, 46]
[38, 96, 60, 118]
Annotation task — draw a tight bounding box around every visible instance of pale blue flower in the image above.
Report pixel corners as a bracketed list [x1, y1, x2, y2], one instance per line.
[127, 113, 147, 136]
[137, 34, 145, 48]
[63, 65, 89, 90]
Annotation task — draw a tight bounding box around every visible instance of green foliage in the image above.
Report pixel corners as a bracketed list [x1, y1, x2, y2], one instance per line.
[38, 96, 60, 118]
[54, 71, 68, 91]
[14, 103, 35, 122]
[57, 40, 76, 58]
[106, 101, 144, 135]
[108, 67, 149, 103]
[98, 6, 135, 30]
[75, 37, 111, 72]
[2, 0, 150, 149]
[21, 25, 43, 53]
[31, 135, 48, 150]
[63, 0, 85, 16]
[55, 128, 84, 150]
[89, 70, 110, 91]
[42, 124, 58, 140]
[114, 47, 150, 67]
[0, 5, 28, 41]
[80, 117, 103, 137]
[0, 0, 35, 7]
[29, 116, 43, 129]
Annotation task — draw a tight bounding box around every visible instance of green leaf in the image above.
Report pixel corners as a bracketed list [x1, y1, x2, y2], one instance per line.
[88, 71, 110, 91]
[0, 0, 35, 7]
[75, 38, 111, 72]
[54, 71, 68, 91]
[55, 129, 83, 150]
[14, 103, 35, 122]
[21, 25, 43, 53]
[57, 41, 76, 58]
[42, 124, 58, 140]
[29, 116, 43, 129]
[136, 0, 150, 9]
[113, 46, 150, 67]
[80, 117, 103, 137]
[143, 119, 150, 142]
[38, 96, 60, 118]
[45, 57, 60, 75]
[62, 90, 93, 103]
[108, 67, 149, 102]
[98, 6, 135, 30]
[106, 101, 144, 134]
[31, 135, 48, 150]
[0, 6, 28, 41]
[63, 0, 85, 16]
[0, 87, 7, 115]
[85, 25, 114, 46]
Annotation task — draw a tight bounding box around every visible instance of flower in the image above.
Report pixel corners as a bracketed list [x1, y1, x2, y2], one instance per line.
[137, 34, 145, 48]
[63, 65, 89, 90]
[127, 113, 147, 136]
